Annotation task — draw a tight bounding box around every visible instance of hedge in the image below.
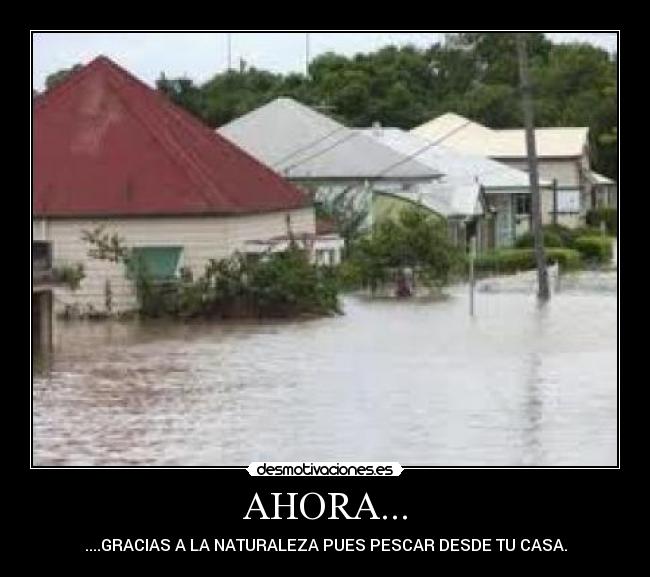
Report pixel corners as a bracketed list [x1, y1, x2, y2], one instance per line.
[516, 224, 604, 250]
[573, 236, 613, 264]
[514, 229, 564, 249]
[473, 248, 582, 275]
[586, 208, 617, 236]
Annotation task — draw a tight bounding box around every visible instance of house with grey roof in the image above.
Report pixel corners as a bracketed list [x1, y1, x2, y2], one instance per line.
[219, 97, 439, 184]
[219, 98, 446, 252]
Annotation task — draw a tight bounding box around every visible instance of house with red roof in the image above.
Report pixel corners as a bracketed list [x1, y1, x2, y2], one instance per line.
[33, 56, 328, 314]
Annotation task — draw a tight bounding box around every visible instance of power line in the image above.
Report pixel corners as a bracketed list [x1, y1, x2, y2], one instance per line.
[280, 130, 361, 176]
[267, 109, 470, 183]
[278, 127, 439, 181]
[373, 120, 472, 178]
[270, 125, 348, 170]
[227, 33, 232, 71]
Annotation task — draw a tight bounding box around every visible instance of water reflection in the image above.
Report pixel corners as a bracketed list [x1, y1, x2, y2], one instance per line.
[33, 273, 617, 466]
[520, 353, 545, 466]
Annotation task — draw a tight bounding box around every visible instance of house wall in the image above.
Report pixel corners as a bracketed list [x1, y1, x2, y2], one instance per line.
[500, 158, 581, 188]
[35, 208, 315, 315]
[498, 157, 586, 228]
[607, 185, 618, 209]
[488, 194, 516, 247]
[33, 220, 47, 241]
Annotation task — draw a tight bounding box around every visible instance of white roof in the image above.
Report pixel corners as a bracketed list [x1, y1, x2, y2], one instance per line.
[585, 170, 615, 186]
[363, 127, 539, 192]
[219, 98, 437, 181]
[491, 127, 589, 158]
[412, 112, 588, 158]
[367, 127, 552, 218]
[382, 183, 483, 218]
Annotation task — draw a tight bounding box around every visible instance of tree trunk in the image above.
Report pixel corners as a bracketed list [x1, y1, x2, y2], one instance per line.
[516, 33, 550, 301]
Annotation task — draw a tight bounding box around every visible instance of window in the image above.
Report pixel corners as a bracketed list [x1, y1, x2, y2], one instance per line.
[556, 190, 581, 214]
[128, 247, 183, 280]
[515, 195, 531, 215]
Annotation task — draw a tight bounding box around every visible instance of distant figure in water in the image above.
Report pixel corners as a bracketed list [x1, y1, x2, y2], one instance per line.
[396, 268, 413, 298]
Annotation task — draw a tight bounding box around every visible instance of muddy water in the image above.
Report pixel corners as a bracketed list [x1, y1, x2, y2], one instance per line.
[33, 274, 617, 466]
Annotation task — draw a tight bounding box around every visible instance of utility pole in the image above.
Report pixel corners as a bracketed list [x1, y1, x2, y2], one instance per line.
[469, 234, 476, 317]
[516, 33, 550, 301]
[305, 32, 311, 77]
[227, 33, 232, 71]
[552, 178, 558, 226]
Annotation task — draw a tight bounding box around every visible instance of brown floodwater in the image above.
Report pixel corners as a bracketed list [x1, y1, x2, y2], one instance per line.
[33, 273, 617, 467]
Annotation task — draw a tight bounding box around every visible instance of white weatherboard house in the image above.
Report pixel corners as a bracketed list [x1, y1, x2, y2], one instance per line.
[218, 98, 440, 213]
[33, 57, 325, 315]
[363, 127, 549, 248]
[412, 113, 616, 228]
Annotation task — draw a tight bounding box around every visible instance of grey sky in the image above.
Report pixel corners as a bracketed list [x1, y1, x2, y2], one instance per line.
[32, 31, 618, 91]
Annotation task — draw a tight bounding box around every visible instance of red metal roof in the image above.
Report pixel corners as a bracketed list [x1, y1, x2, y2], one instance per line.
[34, 56, 308, 217]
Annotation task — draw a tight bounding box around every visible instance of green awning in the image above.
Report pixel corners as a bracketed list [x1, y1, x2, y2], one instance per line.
[128, 247, 182, 280]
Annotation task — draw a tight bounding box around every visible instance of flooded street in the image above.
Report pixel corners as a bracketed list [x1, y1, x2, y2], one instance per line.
[33, 273, 617, 467]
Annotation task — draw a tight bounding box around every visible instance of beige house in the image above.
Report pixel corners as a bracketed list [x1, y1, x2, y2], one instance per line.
[33, 57, 320, 316]
[412, 113, 616, 229]
[33, 214, 316, 315]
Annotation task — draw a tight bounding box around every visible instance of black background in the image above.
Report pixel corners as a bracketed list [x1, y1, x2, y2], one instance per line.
[29, 469, 624, 558]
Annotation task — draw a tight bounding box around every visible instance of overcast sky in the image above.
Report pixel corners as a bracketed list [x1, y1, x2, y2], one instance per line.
[32, 31, 618, 90]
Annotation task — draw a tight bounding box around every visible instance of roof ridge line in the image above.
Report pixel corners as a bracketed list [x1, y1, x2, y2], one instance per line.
[91, 59, 233, 201]
[495, 126, 589, 131]
[282, 97, 342, 123]
[33, 58, 102, 111]
[281, 130, 361, 175]
[35, 56, 307, 217]
[165, 95, 308, 208]
[271, 125, 349, 170]
[99, 60, 238, 212]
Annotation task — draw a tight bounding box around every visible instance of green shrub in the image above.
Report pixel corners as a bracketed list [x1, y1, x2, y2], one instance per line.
[514, 224, 604, 250]
[336, 259, 364, 291]
[573, 236, 613, 264]
[346, 207, 464, 291]
[174, 249, 341, 319]
[547, 248, 583, 271]
[52, 263, 85, 291]
[586, 208, 617, 236]
[474, 248, 581, 275]
[248, 249, 340, 317]
[543, 224, 576, 247]
[136, 278, 180, 318]
[514, 229, 564, 249]
[570, 226, 605, 242]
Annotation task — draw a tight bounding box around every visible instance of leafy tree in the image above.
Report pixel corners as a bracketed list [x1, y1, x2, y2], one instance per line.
[156, 74, 205, 119]
[348, 207, 463, 291]
[597, 126, 618, 180]
[455, 32, 551, 85]
[315, 186, 369, 253]
[457, 83, 520, 127]
[330, 70, 372, 125]
[45, 64, 83, 90]
[43, 34, 618, 179]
